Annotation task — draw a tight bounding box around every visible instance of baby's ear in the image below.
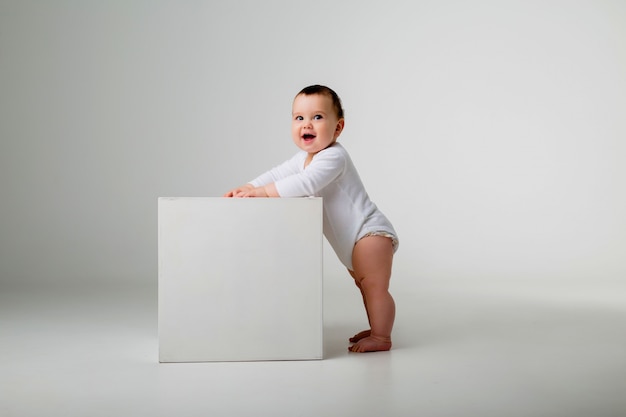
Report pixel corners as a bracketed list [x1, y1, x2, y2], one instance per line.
[334, 119, 345, 137]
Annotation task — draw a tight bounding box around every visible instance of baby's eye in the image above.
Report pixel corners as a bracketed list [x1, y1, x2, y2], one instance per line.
[295, 115, 304, 121]
[314, 115, 323, 120]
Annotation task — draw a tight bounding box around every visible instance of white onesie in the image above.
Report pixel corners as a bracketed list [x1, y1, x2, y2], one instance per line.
[249, 142, 398, 270]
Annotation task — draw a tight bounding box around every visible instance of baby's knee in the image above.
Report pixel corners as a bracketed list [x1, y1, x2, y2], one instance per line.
[358, 274, 390, 293]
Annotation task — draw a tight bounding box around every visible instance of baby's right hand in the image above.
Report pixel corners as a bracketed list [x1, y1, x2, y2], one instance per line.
[223, 184, 254, 198]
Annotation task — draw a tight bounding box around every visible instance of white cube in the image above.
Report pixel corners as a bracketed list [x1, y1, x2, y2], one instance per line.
[158, 197, 323, 362]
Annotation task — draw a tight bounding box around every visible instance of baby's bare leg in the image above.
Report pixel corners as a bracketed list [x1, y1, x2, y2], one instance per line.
[348, 236, 395, 353]
[348, 271, 371, 343]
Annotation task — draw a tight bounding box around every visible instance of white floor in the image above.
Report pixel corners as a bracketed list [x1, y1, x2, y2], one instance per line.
[1, 278, 625, 417]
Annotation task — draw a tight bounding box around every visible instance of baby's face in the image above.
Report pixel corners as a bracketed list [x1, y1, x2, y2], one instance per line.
[291, 93, 344, 156]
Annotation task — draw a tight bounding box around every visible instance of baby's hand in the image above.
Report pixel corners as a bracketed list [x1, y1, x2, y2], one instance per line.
[223, 184, 254, 197]
[240, 187, 269, 198]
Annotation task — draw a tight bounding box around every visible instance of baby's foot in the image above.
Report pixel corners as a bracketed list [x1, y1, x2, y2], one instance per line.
[349, 329, 371, 343]
[348, 335, 392, 353]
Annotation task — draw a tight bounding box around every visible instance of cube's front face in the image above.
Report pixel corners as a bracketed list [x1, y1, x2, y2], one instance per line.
[158, 198, 323, 362]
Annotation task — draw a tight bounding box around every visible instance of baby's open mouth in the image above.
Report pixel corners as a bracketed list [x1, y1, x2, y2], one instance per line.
[303, 134, 316, 140]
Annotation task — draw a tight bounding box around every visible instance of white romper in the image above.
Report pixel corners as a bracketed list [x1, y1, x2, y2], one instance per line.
[249, 142, 398, 271]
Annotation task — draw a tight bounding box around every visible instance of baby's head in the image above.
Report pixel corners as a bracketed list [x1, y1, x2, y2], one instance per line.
[295, 85, 344, 120]
[292, 85, 345, 156]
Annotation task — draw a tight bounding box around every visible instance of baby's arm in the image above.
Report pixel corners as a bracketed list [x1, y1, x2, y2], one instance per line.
[224, 147, 344, 198]
[271, 148, 345, 197]
[224, 154, 300, 198]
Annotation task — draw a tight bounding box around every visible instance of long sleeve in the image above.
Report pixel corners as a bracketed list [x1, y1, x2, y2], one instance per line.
[274, 147, 346, 197]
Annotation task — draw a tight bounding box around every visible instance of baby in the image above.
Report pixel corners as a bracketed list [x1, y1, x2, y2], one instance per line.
[224, 85, 398, 352]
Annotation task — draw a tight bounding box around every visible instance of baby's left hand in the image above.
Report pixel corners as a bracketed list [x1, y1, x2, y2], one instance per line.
[239, 187, 268, 198]
[224, 184, 254, 197]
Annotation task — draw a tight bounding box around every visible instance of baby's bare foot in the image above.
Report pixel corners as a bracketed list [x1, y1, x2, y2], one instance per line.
[348, 335, 392, 353]
[349, 329, 371, 343]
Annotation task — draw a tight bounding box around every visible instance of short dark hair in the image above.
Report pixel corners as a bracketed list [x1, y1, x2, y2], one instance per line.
[296, 85, 344, 120]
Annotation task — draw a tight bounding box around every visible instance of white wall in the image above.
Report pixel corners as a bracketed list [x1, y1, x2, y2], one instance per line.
[1, 1, 625, 296]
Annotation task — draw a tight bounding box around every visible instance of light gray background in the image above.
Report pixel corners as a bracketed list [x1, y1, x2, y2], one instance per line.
[1, 0, 625, 298]
[2, 2, 626, 416]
